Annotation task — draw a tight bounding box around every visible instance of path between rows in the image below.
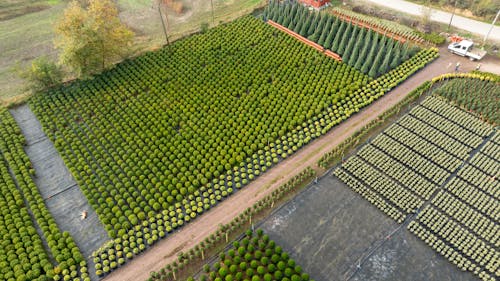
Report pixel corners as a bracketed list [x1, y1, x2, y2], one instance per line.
[362, 0, 500, 42]
[103, 49, 465, 281]
[10, 104, 108, 281]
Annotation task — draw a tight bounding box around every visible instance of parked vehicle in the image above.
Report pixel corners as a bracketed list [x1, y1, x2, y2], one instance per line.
[448, 39, 486, 61]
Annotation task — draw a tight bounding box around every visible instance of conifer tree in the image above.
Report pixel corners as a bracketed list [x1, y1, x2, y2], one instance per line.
[299, 16, 310, 36]
[400, 42, 410, 61]
[282, 14, 290, 26]
[282, 4, 292, 26]
[361, 32, 379, 74]
[307, 12, 320, 37]
[354, 30, 372, 70]
[343, 26, 360, 59]
[368, 36, 387, 77]
[331, 21, 346, 52]
[379, 41, 393, 75]
[337, 23, 353, 56]
[318, 17, 333, 45]
[290, 2, 299, 19]
[293, 7, 307, 33]
[308, 13, 326, 41]
[315, 13, 328, 32]
[330, 17, 340, 35]
[348, 28, 365, 66]
[390, 42, 401, 69]
[323, 25, 336, 50]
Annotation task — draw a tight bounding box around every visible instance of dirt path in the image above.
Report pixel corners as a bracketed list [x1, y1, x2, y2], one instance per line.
[102, 49, 493, 281]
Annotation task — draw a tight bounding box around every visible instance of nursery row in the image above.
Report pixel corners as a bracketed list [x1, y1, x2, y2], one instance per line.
[339, 156, 423, 214]
[31, 14, 437, 275]
[262, 0, 420, 77]
[93, 167, 316, 278]
[396, 115, 473, 160]
[420, 96, 493, 137]
[0, 108, 87, 281]
[329, 7, 424, 44]
[432, 78, 499, 125]
[333, 168, 406, 223]
[335, 94, 494, 223]
[93, 43, 436, 274]
[31, 16, 367, 240]
[409, 193, 498, 281]
[409, 105, 485, 148]
[317, 81, 433, 168]
[90, 41, 436, 274]
[191, 229, 313, 281]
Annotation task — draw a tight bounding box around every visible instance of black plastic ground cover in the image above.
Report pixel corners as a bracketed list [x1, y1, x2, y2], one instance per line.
[10, 104, 109, 281]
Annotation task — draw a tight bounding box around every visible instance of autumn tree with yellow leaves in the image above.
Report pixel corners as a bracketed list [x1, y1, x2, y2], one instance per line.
[55, 0, 134, 77]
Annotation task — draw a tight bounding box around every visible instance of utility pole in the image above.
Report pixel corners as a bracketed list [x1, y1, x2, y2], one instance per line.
[158, 0, 170, 45]
[483, 9, 500, 46]
[447, 0, 457, 31]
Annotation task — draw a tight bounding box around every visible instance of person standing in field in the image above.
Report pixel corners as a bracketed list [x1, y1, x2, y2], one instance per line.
[455, 62, 460, 72]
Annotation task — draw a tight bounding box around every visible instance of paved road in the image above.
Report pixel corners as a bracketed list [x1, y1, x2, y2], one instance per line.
[363, 0, 500, 42]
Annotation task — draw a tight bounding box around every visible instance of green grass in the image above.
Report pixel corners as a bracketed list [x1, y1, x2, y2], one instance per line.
[0, 0, 61, 21]
[0, 0, 265, 103]
[0, 3, 63, 102]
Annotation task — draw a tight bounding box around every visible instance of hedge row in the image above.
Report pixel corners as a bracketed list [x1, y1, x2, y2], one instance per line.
[0, 107, 87, 281]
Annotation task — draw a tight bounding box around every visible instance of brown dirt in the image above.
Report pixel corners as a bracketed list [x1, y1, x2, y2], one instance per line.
[102, 49, 497, 281]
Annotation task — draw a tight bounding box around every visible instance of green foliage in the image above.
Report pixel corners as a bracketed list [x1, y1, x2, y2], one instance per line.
[0, 107, 86, 280]
[361, 33, 379, 74]
[343, 25, 360, 59]
[267, 2, 420, 77]
[196, 230, 310, 281]
[433, 78, 500, 124]
[337, 22, 352, 56]
[331, 20, 346, 52]
[200, 22, 209, 34]
[54, 0, 134, 77]
[368, 36, 387, 77]
[317, 17, 333, 46]
[347, 28, 365, 66]
[354, 30, 372, 70]
[416, 31, 446, 45]
[20, 56, 64, 93]
[306, 12, 320, 37]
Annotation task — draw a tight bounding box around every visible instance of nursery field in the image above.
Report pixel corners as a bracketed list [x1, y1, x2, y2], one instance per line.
[263, 1, 421, 77]
[334, 78, 499, 281]
[261, 175, 475, 281]
[0, 107, 88, 281]
[28, 10, 438, 277]
[193, 229, 313, 281]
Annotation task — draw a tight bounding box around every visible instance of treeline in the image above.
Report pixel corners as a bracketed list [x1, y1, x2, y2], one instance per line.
[263, 0, 420, 77]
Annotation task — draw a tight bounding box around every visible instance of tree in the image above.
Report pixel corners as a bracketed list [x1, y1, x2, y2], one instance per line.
[343, 25, 360, 59]
[368, 36, 387, 77]
[390, 42, 402, 69]
[347, 28, 365, 66]
[355, 30, 373, 70]
[299, 10, 312, 36]
[317, 17, 333, 45]
[361, 32, 379, 74]
[378, 42, 393, 75]
[331, 21, 346, 52]
[306, 12, 320, 37]
[21, 56, 64, 93]
[337, 23, 353, 55]
[55, 0, 134, 77]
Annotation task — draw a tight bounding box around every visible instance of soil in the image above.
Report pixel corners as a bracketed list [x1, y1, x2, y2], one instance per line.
[100, 48, 482, 281]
